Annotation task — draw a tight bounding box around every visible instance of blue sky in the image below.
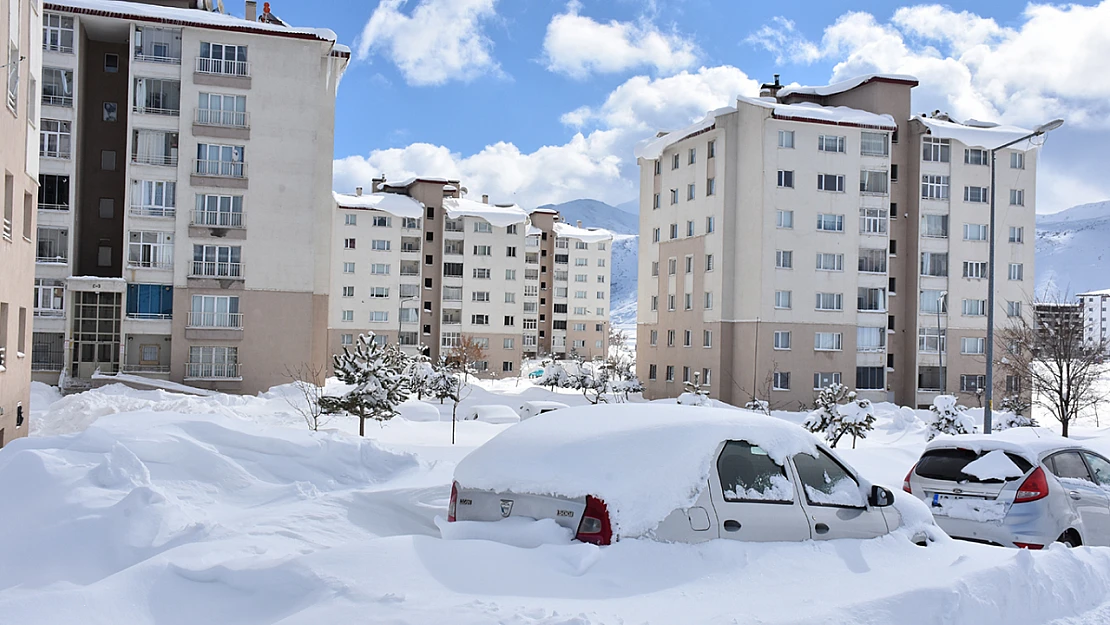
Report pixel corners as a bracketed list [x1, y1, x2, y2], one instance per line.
[263, 0, 1109, 212]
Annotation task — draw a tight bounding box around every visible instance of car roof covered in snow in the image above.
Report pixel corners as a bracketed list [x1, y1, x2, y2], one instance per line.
[453, 404, 821, 537]
[925, 428, 1085, 464]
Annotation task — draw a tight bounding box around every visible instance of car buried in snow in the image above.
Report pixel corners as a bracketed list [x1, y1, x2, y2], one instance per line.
[448, 404, 911, 545]
[905, 428, 1110, 549]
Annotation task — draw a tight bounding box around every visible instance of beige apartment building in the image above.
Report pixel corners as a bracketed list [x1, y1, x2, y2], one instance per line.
[636, 74, 1037, 409]
[29, 0, 348, 394]
[1077, 289, 1110, 353]
[332, 179, 613, 378]
[1, 0, 43, 447]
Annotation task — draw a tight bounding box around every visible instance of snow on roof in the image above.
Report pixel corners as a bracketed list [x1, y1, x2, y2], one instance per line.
[526, 225, 542, 237]
[333, 191, 424, 219]
[1077, 289, 1110, 297]
[914, 116, 1036, 151]
[443, 197, 527, 227]
[777, 73, 918, 98]
[380, 177, 451, 189]
[46, 0, 340, 44]
[737, 95, 897, 130]
[633, 106, 735, 161]
[925, 427, 1082, 464]
[453, 404, 822, 537]
[552, 222, 613, 243]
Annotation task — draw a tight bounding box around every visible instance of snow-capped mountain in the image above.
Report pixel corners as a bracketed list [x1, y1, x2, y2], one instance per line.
[610, 234, 639, 328]
[537, 198, 638, 235]
[1036, 200, 1110, 296]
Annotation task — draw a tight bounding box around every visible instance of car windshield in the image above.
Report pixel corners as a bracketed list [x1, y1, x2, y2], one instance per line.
[915, 448, 1033, 483]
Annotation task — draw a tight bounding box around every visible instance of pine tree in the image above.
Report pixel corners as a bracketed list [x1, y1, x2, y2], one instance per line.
[320, 333, 408, 437]
[428, 355, 466, 444]
[678, 372, 712, 406]
[535, 360, 571, 391]
[405, 349, 434, 400]
[801, 384, 874, 448]
[570, 358, 609, 405]
[926, 395, 977, 441]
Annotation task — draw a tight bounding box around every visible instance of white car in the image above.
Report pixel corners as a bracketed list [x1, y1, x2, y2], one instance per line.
[449, 404, 906, 545]
[518, 400, 569, 420]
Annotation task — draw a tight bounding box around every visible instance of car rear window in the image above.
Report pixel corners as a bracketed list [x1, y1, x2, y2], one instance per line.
[915, 448, 1033, 483]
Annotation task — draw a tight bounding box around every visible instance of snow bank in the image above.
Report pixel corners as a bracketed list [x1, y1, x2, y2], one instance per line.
[435, 516, 574, 548]
[396, 399, 443, 422]
[334, 191, 424, 218]
[552, 221, 613, 243]
[519, 400, 569, 419]
[442, 197, 527, 227]
[453, 404, 821, 536]
[962, 449, 1026, 480]
[926, 427, 1073, 465]
[914, 115, 1037, 151]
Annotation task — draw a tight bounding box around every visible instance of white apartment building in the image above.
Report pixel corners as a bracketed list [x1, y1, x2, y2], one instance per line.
[30, 0, 348, 394]
[1, 0, 43, 447]
[1078, 289, 1110, 352]
[635, 74, 1038, 409]
[332, 179, 613, 377]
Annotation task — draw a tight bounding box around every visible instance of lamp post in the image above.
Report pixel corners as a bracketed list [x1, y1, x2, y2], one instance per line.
[938, 290, 947, 395]
[397, 295, 418, 348]
[984, 118, 1064, 434]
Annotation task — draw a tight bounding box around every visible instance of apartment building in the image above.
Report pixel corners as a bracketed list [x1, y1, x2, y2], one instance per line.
[30, 0, 348, 394]
[635, 74, 1038, 409]
[331, 179, 613, 377]
[1077, 289, 1110, 353]
[1, 0, 43, 447]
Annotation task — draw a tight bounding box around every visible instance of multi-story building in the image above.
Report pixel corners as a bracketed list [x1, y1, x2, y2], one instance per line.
[29, 0, 348, 394]
[635, 74, 1038, 409]
[332, 179, 612, 377]
[1, 0, 43, 447]
[1077, 289, 1110, 353]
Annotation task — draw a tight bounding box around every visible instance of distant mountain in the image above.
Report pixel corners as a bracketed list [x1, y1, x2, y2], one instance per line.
[1036, 201, 1110, 296]
[609, 235, 639, 329]
[536, 198, 639, 235]
[615, 198, 639, 215]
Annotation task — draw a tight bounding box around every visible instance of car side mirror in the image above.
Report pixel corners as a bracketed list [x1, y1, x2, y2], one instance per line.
[869, 485, 893, 508]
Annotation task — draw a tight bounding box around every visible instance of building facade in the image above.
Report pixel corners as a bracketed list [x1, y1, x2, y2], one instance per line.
[635, 74, 1038, 409]
[1077, 289, 1110, 353]
[1, 0, 43, 447]
[332, 179, 612, 377]
[29, 0, 347, 394]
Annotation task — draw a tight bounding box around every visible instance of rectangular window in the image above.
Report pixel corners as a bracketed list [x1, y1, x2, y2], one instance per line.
[921, 252, 949, 277]
[920, 290, 948, 314]
[133, 77, 181, 115]
[473, 245, 491, 256]
[1010, 189, 1024, 206]
[860, 132, 889, 156]
[198, 41, 249, 77]
[859, 170, 889, 194]
[859, 207, 887, 234]
[670, 224, 678, 239]
[774, 330, 791, 350]
[776, 210, 794, 229]
[652, 228, 660, 243]
[964, 186, 989, 203]
[813, 372, 842, 389]
[918, 328, 947, 353]
[857, 327, 886, 352]
[41, 67, 74, 107]
[773, 371, 791, 391]
[474, 268, 492, 279]
[960, 337, 986, 355]
[960, 375, 987, 393]
[342, 286, 355, 297]
[186, 293, 241, 328]
[127, 231, 174, 268]
[963, 261, 989, 279]
[38, 174, 70, 210]
[963, 299, 986, 316]
[40, 119, 73, 158]
[963, 223, 989, 241]
[1011, 152, 1025, 169]
[372, 215, 392, 227]
[778, 130, 794, 148]
[196, 92, 248, 127]
[653, 193, 660, 209]
[687, 183, 695, 200]
[35, 227, 69, 263]
[1007, 300, 1022, 317]
[815, 332, 843, 351]
[194, 193, 244, 227]
[704, 291, 713, 309]
[818, 135, 846, 153]
[706, 178, 716, 196]
[686, 220, 695, 237]
[775, 291, 791, 309]
[33, 279, 66, 317]
[670, 188, 678, 204]
[707, 140, 716, 158]
[368, 287, 390, 298]
[816, 213, 844, 232]
[186, 346, 239, 379]
[443, 263, 464, 277]
[965, 148, 989, 166]
[816, 252, 844, 271]
[777, 170, 794, 188]
[648, 364, 657, 380]
[921, 175, 950, 200]
[1009, 226, 1024, 243]
[858, 248, 887, 273]
[815, 292, 843, 311]
[472, 221, 492, 233]
[817, 174, 845, 192]
[705, 254, 714, 271]
[471, 314, 489, 325]
[921, 214, 949, 238]
[43, 14, 76, 53]
[776, 250, 793, 269]
[1008, 263, 1024, 281]
[195, 142, 245, 178]
[688, 147, 696, 164]
[857, 287, 886, 312]
[472, 291, 490, 302]
[918, 366, 947, 391]
[856, 367, 885, 390]
[705, 216, 715, 233]
[922, 137, 950, 163]
[371, 239, 390, 251]
[344, 214, 357, 226]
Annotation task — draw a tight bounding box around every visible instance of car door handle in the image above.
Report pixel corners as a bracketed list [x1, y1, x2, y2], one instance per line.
[814, 523, 830, 535]
[723, 520, 742, 532]
[1070, 491, 1082, 500]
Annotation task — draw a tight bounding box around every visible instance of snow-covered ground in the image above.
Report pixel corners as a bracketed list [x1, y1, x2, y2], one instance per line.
[6, 379, 1110, 624]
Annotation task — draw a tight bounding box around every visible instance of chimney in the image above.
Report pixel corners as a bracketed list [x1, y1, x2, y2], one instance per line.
[355, 186, 363, 197]
[372, 175, 385, 190]
[577, 220, 582, 228]
[759, 73, 783, 100]
[481, 194, 489, 204]
[245, 0, 256, 21]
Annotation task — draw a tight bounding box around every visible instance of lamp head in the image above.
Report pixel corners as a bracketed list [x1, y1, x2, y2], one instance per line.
[1035, 119, 1064, 135]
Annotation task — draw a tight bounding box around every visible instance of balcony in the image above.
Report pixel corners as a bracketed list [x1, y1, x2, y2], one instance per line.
[184, 362, 242, 380]
[191, 210, 242, 228]
[194, 159, 246, 179]
[42, 94, 72, 108]
[40, 146, 71, 159]
[127, 259, 173, 270]
[133, 104, 179, 117]
[194, 108, 248, 129]
[186, 311, 243, 329]
[121, 364, 172, 374]
[132, 153, 178, 167]
[36, 254, 68, 265]
[190, 261, 243, 279]
[33, 308, 65, 318]
[43, 42, 73, 54]
[130, 205, 175, 219]
[40, 202, 69, 212]
[195, 57, 250, 78]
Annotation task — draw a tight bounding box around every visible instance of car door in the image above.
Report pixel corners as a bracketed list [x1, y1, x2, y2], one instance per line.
[1046, 451, 1110, 545]
[708, 440, 812, 542]
[790, 448, 889, 540]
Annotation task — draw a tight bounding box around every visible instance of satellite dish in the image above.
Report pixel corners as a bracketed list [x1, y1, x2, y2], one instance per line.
[202, 0, 214, 11]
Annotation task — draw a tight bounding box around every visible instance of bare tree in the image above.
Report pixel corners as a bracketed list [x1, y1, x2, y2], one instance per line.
[446, 334, 488, 382]
[284, 363, 331, 431]
[996, 297, 1110, 437]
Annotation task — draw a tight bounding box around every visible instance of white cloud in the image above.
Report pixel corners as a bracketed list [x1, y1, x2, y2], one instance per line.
[334, 67, 760, 207]
[542, 1, 698, 79]
[355, 0, 502, 87]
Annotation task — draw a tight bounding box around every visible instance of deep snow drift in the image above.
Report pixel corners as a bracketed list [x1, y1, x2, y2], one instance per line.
[6, 381, 1110, 624]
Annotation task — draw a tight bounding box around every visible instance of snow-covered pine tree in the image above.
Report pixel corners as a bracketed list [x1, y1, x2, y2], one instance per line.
[405, 349, 434, 400]
[428, 355, 466, 443]
[678, 372, 712, 406]
[836, 396, 877, 449]
[320, 333, 408, 437]
[571, 360, 609, 405]
[926, 395, 977, 440]
[995, 410, 1038, 431]
[535, 360, 570, 391]
[802, 383, 851, 444]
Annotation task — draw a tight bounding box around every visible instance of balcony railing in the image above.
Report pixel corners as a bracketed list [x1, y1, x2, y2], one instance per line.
[130, 205, 175, 219]
[195, 56, 250, 77]
[134, 53, 181, 65]
[133, 105, 180, 117]
[121, 364, 172, 374]
[133, 153, 178, 167]
[191, 210, 243, 228]
[194, 108, 249, 128]
[40, 203, 69, 211]
[400, 269, 420, 277]
[42, 94, 73, 107]
[184, 362, 241, 380]
[33, 308, 65, 318]
[41, 146, 71, 159]
[190, 261, 243, 278]
[2, 218, 11, 241]
[194, 159, 246, 179]
[125, 312, 172, 320]
[401, 244, 420, 253]
[32, 358, 64, 372]
[186, 311, 243, 329]
[127, 259, 173, 270]
[43, 42, 74, 54]
[36, 254, 68, 264]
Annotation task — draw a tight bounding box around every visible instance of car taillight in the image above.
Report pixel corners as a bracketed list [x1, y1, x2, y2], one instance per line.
[1014, 467, 1049, 503]
[1013, 542, 1044, 550]
[575, 496, 613, 546]
[903, 463, 917, 494]
[447, 481, 458, 522]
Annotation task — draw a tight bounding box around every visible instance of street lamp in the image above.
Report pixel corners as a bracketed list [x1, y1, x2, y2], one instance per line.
[397, 295, 418, 348]
[984, 118, 1064, 434]
[938, 290, 947, 395]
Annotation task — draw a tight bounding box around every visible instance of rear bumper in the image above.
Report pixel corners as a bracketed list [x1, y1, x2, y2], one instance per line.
[931, 502, 1062, 548]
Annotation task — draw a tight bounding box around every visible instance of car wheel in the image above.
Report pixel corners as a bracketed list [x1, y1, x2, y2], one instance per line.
[1057, 530, 1081, 548]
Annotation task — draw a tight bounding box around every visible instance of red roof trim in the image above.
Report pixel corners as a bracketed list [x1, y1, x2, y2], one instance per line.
[772, 112, 897, 131]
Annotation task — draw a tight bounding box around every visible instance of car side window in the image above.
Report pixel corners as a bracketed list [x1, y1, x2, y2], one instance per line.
[1048, 451, 1093, 482]
[1082, 453, 1110, 487]
[716, 441, 794, 503]
[792, 450, 865, 508]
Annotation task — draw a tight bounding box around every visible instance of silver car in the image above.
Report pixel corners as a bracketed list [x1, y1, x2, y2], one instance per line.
[905, 433, 1110, 548]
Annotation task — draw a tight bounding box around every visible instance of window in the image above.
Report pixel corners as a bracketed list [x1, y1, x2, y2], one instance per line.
[814, 332, 843, 351]
[652, 228, 660, 243]
[706, 178, 716, 196]
[920, 290, 948, 314]
[705, 254, 714, 271]
[668, 258, 677, 275]
[341, 310, 353, 322]
[471, 314, 489, 325]
[857, 366, 885, 390]
[920, 252, 949, 277]
[922, 137, 950, 162]
[963, 224, 989, 241]
[684, 255, 694, 274]
[707, 140, 716, 157]
[195, 143, 245, 178]
[918, 328, 947, 353]
[964, 148, 989, 166]
[686, 220, 695, 237]
[964, 186, 989, 203]
[859, 170, 888, 194]
[1008, 263, 1024, 281]
[918, 366, 946, 391]
[776, 210, 793, 229]
[773, 371, 791, 391]
[963, 299, 986, 316]
[961, 337, 985, 354]
[472, 244, 491, 256]
[683, 330, 692, 347]
[371, 239, 390, 251]
[775, 291, 791, 309]
[963, 261, 988, 279]
[368, 286, 390, 298]
[1011, 152, 1025, 169]
[1007, 301, 1022, 317]
[472, 291, 490, 302]
[688, 147, 696, 164]
[1006, 375, 1022, 394]
[812, 372, 842, 389]
[717, 441, 793, 503]
[672, 153, 680, 169]
[817, 174, 845, 192]
[344, 214, 357, 226]
[370, 215, 392, 228]
[669, 188, 679, 205]
[777, 170, 794, 188]
[685, 183, 696, 201]
[857, 287, 886, 312]
[127, 231, 174, 268]
[444, 263, 464, 277]
[704, 292, 713, 309]
[341, 334, 353, 346]
[921, 175, 950, 200]
[774, 330, 791, 350]
[575, 274, 588, 283]
[341, 286, 354, 297]
[776, 250, 793, 269]
[194, 193, 243, 227]
[130, 180, 176, 218]
[506, 246, 517, 258]
[191, 244, 241, 277]
[187, 294, 240, 327]
[960, 375, 987, 393]
[38, 174, 70, 211]
[648, 364, 657, 380]
[857, 327, 885, 352]
[133, 78, 181, 115]
[860, 132, 889, 156]
[706, 216, 715, 233]
[473, 221, 492, 233]
[652, 193, 660, 209]
[43, 14, 76, 53]
[196, 92, 247, 127]
[921, 214, 949, 238]
[816, 214, 844, 232]
[1010, 189, 1025, 206]
[1009, 226, 1024, 243]
[198, 42, 248, 76]
[858, 248, 887, 273]
[504, 316, 515, 327]
[778, 130, 794, 148]
[650, 296, 658, 311]
[815, 292, 843, 311]
[104, 53, 119, 73]
[665, 366, 675, 382]
[41, 67, 74, 107]
[33, 279, 66, 317]
[186, 346, 239, 379]
[40, 119, 72, 158]
[667, 329, 675, 346]
[473, 267, 491, 279]
[816, 253, 844, 271]
[684, 293, 692, 310]
[35, 227, 68, 263]
[506, 269, 518, 280]
[818, 135, 846, 153]
[794, 449, 865, 508]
